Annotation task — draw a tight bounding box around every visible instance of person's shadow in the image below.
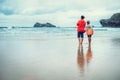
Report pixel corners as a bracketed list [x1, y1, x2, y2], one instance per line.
[77, 45, 85, 76]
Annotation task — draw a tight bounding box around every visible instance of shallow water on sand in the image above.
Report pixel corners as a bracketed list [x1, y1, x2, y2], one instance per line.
[0, 27, 120, 80]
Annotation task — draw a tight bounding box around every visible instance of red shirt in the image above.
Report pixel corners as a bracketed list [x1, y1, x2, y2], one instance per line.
[77, 19, 86, 32]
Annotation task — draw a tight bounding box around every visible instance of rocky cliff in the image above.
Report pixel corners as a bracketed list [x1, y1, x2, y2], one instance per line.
[34, 22, 56, 27]
[100, 13, 120, 27]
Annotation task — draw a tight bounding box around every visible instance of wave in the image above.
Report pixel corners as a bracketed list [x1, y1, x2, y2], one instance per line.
[0, 27, 120, 33]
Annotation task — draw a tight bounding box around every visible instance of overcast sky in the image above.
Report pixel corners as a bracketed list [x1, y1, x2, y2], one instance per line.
[0, 0, 120, 27]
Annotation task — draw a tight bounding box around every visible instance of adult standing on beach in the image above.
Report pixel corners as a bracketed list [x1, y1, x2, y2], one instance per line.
[77, 15, 86, 45]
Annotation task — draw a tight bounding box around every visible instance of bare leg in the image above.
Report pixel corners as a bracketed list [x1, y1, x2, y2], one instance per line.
[88, 38, 91, 45]
[81, 38, 84, 45]
[78, 38, 81, 45]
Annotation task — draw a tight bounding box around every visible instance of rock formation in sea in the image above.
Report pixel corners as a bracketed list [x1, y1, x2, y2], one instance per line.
[34, 22, 56, 27]
[100, 13, 120, 27]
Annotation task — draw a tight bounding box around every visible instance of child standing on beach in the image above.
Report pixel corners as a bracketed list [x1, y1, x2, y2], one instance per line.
[85, 21, 94, 45]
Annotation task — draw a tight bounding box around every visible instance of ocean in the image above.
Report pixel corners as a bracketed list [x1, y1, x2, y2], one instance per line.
[0, 27, 120, 40]
[0, 26, 120, 80]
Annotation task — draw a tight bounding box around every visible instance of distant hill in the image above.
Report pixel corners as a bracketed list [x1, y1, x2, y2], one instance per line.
[100, 13, 120, 27]
[34, 22, 56, 27]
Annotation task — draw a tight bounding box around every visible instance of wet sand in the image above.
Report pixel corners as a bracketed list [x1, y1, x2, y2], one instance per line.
[0, 36, 120, 80]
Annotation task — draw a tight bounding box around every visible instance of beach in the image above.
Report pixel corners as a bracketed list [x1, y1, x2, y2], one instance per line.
[0, 27, 120, 80]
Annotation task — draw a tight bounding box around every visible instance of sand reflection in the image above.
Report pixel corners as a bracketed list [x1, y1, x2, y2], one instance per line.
[77, 44, 93, 76]
[86, 45, 93, 66]
[77, 45, 85, 76]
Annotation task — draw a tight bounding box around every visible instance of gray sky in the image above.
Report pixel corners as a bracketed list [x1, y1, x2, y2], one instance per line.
[0, 0, 120, 27]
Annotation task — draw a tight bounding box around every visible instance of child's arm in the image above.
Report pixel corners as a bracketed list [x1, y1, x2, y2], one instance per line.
[92, 28, 94, 35]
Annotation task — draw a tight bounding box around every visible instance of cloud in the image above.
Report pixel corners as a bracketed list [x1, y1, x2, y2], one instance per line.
[0, 7, 14, 15]
[0, 0, 5, 3]
[0, 0, 120, 26]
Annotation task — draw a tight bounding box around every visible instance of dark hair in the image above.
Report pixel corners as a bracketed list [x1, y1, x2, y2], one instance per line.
[87, 20, 90, 24]
[81, 15, 85, 19]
